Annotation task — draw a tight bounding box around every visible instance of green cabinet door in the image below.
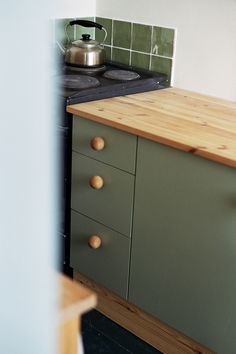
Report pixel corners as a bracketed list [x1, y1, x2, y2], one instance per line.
[71, 210, 130, 298]
[129, 137, 236, 354]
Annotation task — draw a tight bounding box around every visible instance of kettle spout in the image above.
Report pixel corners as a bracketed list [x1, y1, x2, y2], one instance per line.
[56, 40, 66, 55]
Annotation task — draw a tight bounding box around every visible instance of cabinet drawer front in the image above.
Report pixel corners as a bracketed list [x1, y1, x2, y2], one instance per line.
[71, 152, 134, 237]
[71, 210, 130, 298]
[72, 116, 137, 174]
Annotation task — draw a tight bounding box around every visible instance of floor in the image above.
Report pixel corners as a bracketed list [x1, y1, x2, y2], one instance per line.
[82, 309, 163, 354]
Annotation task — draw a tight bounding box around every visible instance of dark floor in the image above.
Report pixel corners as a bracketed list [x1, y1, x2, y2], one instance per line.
[82, 310, 163, 354]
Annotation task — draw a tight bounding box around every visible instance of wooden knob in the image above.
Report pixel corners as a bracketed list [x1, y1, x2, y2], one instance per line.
[88, 235, 102, 249]
[89, 175, 104, 190]
[90, 137, 105, 151]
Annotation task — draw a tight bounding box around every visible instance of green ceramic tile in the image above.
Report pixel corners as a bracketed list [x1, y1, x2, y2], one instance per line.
[113, 20, 131, 49]
[131, 52, 150, 70]
[74, 17, 95, 41]
[55, 18, 75, 45]
[132, 23, 152, 53]
[151, 56, 172, 81]
[152, 27, 175, 57]
[104, 45, 112, 62]
[95, 17, 112, 45]
[112, 48, 130, 65]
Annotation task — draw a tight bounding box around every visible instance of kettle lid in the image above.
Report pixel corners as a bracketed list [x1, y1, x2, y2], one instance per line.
[72, 34, 101, 48]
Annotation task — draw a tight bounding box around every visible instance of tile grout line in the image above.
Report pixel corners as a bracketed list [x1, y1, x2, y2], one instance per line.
[170, 27, 177, 86]
[111, 19, 114, 61]
[93, 15, 95, 39]
[129, 23, 133, 66]
[73, 17, 77, 40]
[149, 25, 154, 70]
[103, 44, 173, 60]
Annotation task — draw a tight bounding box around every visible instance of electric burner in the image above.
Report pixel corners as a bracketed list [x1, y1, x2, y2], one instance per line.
[56, 62, 169, 102]
[103, 69, 140, 81]
[64, 64, 107, 75]
[58, 74, 100, 89]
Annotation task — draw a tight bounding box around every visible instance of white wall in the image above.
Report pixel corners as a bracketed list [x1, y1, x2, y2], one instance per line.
[96, 0, 236, 101]
[0, 2, 57, 354]
[56, 0, 96, 18]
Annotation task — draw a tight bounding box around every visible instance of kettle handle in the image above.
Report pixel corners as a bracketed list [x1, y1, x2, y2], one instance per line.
[65, 20, 107, 45]
[69, 20, 103, 30]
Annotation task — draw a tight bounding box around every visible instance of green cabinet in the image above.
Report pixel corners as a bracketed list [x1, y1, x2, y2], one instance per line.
[70, 114, 236, 353]
[129, 138, 236, 354]
[71, 115, 136, 298]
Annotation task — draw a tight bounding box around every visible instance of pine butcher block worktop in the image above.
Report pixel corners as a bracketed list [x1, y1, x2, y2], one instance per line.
[59, 273, 96, 323]
[67, 88, 236, 168]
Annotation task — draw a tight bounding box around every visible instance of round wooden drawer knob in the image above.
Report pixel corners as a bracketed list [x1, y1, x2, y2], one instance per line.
[88, 235, 102, 249]
[90, 137, 105, 151]
[89, 175, 104, 190]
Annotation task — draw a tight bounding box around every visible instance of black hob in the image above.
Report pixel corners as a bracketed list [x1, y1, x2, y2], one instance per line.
[56, 61, 169, 105]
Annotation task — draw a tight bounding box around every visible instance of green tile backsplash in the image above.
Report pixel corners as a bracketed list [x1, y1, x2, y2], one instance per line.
[104, 45, 112, 61]
[152, 27, 175, 57]
[113, 20, 131, 49]
[95, 17, 175, 82]
[132, 23, 152, 53]
[95, 17, 112, 45]
[54, 17, 175, 82]
[131, 52, 150, 70]
[151, 56, 172, 81]
[112, 48, 130, 66]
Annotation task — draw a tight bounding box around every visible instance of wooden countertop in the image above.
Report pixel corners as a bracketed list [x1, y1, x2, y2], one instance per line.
[59, 273, 97, 323]
[67, 88, 236, 168]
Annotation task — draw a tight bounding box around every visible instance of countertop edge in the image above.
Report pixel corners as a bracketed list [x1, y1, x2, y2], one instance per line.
[67, 88, 236, 169]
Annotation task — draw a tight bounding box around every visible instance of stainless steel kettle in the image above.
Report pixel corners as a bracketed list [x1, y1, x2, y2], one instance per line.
[57, 20, 107, 67]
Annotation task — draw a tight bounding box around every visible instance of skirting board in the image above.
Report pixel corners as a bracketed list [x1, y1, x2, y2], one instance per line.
[74, 272, 215, 354]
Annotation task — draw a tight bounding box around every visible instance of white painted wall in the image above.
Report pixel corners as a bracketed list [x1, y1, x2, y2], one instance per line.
[0, 1, 57, 354]
[56, 0, 96, 18]
[96, 0, 236, 101]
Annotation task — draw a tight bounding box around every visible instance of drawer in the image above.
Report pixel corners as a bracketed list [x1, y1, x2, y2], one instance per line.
[71, 151, 134, 237]
[71, 210, 130, 298]
[72, 115, 137, 174]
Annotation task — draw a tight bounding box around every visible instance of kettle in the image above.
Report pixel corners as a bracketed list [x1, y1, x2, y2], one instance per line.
[57, 20, 107, 67]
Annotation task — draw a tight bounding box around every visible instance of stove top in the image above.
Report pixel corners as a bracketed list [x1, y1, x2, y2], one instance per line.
[55, 61, 169, 105]
[56, 60, 169, 277]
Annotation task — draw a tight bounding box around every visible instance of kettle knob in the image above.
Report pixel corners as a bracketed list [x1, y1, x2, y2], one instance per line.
[81, 34, 91, 41]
